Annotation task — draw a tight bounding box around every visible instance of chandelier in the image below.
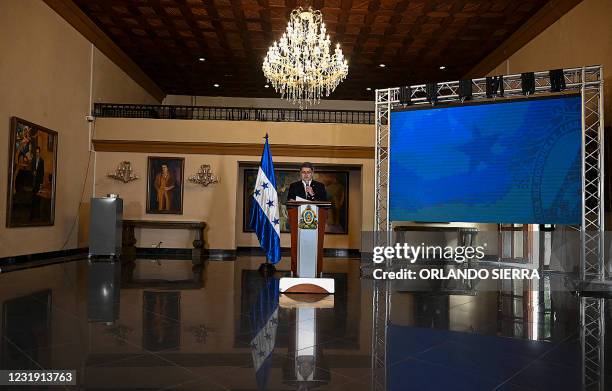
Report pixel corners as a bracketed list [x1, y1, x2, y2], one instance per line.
[262, 7, 348, 108]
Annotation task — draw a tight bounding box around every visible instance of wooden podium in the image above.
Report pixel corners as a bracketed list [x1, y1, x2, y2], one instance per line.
[280, 200, 335, 294]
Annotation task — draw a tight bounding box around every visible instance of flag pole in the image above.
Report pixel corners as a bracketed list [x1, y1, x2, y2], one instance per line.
[259, 133, 276, 277]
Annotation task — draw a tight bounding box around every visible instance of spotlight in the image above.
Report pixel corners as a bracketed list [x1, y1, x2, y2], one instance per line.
[379, 63, 386, 68]
[439, 65, 446, 70]
[399, 86, 411, 105]
[213, 83, 220, 88]
[198, 57, 206, 62]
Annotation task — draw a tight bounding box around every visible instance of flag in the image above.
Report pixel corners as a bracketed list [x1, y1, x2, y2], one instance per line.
[250, 134, 281, 264]
[249, 277, 280, 390]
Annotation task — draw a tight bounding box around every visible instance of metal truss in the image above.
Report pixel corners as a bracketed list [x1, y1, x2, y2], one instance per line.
[371, 280, 390, 391]
[374, 88, 394, 234]
[373, 66, 605, 390]
[374, 66, 605, 280]
[371, 88, 394, 390]
[581, 296, 605, 391]
[579, 67, 605, 281]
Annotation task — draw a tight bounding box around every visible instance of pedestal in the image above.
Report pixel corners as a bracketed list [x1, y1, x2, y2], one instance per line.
[281, 201, 334, 294]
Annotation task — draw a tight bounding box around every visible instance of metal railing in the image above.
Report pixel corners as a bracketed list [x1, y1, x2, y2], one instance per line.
[92, 103, 374, 124]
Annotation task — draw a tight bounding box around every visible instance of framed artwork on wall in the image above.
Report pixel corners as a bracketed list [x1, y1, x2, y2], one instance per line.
[6, 117, 58, 227]
[243, 168, 349, 234]
[146, 156, 185, 214]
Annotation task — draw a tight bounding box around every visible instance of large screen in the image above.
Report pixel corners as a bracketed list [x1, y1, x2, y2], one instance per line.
[389, 95, 582, 224]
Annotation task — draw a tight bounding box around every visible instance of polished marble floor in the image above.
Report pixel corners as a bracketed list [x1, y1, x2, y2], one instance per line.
[0, 256, 610, 390]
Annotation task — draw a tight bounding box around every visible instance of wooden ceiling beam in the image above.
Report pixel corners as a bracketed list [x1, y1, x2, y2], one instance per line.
[43, 0, 165, 102]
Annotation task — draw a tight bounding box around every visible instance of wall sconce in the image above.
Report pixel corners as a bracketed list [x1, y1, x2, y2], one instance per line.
[107, 161, 139, 183]
[188, 324, 210, 344]
[188, 164, 219, 186]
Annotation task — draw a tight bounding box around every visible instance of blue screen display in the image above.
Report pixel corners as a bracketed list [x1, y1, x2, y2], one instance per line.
[389, 95, 582, 224]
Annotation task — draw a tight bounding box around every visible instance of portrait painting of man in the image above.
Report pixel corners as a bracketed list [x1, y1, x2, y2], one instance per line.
[146, 157, 184, 214]
[6, 117, 58, 227]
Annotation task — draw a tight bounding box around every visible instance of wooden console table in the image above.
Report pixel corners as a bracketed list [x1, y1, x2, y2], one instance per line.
[122, 220, 206, 263]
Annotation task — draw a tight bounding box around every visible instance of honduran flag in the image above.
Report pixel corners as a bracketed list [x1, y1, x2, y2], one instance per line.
[249, 134, 281, 264]
[249, 277, 280, 390]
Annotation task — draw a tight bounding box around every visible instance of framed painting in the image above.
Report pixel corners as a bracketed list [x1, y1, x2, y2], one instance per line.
[146, 157, 185, 214]
[243, 168, 349, 234]
[2, 290, 52, 369]
[6, 117, 58, 227]
[143, 291, 181, 351]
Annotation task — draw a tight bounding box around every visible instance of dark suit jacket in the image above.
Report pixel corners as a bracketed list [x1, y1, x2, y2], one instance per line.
[32, 157, 44, 190]
[287, 180, 327, 201]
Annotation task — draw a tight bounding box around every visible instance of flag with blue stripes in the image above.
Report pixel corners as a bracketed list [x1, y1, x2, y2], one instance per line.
[249, 277, 280, 390]
[249, 135, 281, 264]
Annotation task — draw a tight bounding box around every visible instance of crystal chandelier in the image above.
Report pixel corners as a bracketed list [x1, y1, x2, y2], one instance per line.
[262, 7, 348, 108]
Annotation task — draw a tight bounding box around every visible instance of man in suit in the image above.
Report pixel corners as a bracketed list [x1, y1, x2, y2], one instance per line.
[30, 146, 44, 219]
[287, 162, 327, 201]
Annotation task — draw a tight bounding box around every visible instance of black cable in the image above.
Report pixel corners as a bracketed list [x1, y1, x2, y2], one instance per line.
[61, 149, 93, 250]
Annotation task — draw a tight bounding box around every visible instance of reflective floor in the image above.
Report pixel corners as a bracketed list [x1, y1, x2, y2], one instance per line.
[0, 257, 611, 390]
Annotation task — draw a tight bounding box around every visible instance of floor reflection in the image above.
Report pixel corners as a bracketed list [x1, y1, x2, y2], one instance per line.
[0, 257, 609, 390]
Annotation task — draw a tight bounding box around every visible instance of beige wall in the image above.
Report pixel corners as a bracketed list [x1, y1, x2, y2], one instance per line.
[488, 0, 612, 127]
[0, 0, 159, 257]
[92, 118, 374, 250]
[92, 47, 160, 106]
[94, 117, 374, 146]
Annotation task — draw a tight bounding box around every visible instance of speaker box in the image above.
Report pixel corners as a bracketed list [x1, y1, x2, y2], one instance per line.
[89, 196, 123, 257]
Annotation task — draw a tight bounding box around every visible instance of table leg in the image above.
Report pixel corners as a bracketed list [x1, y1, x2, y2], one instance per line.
[122, 224, 137, 263]
[192, 228, 204, 265]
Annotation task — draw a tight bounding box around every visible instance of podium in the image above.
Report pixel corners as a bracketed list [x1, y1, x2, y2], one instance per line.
[279, 200, 335, 294]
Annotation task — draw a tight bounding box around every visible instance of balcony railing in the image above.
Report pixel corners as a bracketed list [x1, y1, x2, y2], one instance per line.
[93, 103, 374, 124]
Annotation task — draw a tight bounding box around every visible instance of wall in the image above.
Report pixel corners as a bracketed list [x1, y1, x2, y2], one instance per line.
[0, 0, 159, 258]
[488, 0, 612, 127]
[92, 48, 160, 106]
[163, 95, 374, 111]
[92, 118, 374, 251]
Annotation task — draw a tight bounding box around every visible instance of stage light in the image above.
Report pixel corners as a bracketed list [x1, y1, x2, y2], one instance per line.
[459, 79, 472, 101]
[265, 84, 270, 88]
[550, 69, 566, 92]
[426, 83, 437, 104]
[379, 63, 386, 68]
[521, 72, 535, 95]
[486, 76, 504, 98]
[399, 86, 411, 105]
[213, 83, 220, 88]
[366, 87, 372, 91]
[198, 57, 206, 62]
[439, 66, 445, 70]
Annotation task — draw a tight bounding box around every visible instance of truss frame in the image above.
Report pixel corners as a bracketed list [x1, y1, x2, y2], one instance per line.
[372, 66, 604, 390]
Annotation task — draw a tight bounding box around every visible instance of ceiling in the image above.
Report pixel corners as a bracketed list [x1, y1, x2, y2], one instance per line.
[74, 0, 549, 101]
